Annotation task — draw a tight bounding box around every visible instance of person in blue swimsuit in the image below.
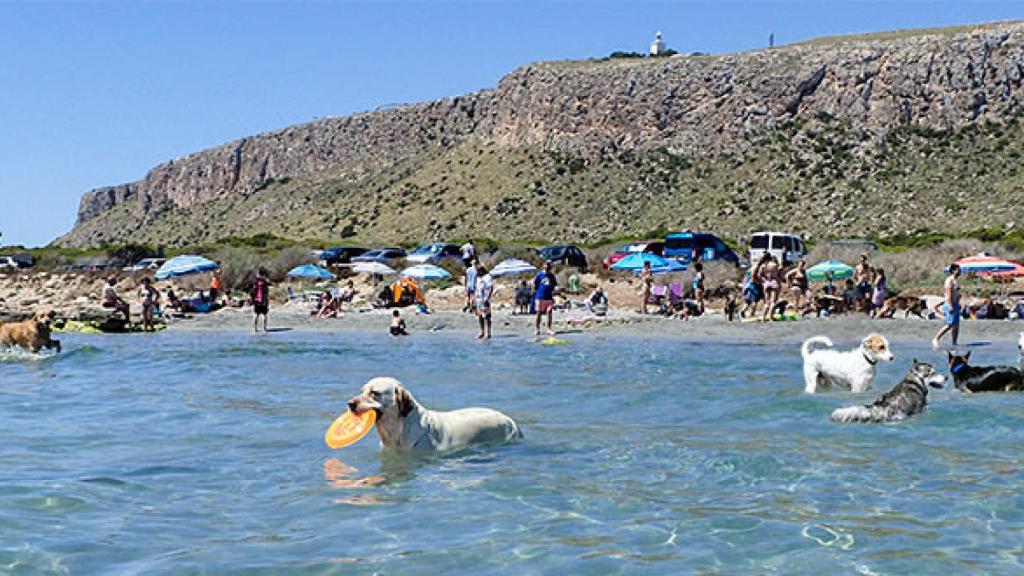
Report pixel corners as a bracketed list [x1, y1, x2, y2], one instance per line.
[691, 262, 705, 313]
[533, 261, 558, 337]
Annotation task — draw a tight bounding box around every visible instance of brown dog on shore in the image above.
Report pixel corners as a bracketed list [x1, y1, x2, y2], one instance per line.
[0, 309, 61, 353]
[877, 295, 928, 319]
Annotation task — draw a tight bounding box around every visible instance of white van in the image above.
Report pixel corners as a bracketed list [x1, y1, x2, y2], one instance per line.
[749, 232, 807, 266]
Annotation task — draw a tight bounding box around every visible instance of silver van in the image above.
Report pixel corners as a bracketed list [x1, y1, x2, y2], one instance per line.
[749, 232, 807, 266]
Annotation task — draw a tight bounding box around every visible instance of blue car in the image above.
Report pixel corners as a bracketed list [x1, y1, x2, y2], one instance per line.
[663, 232, 739, 265]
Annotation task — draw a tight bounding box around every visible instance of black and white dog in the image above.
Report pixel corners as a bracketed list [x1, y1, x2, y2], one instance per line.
[947, 351, 1024, 393]
[831, 360, 946, 423]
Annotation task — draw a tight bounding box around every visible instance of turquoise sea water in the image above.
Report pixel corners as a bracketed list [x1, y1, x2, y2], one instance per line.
[1, 330, 1023, 574]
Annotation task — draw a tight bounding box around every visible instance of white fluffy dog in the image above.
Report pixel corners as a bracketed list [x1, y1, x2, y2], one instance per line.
[801, 334, 894, 393]
[347, 377, 522, 451]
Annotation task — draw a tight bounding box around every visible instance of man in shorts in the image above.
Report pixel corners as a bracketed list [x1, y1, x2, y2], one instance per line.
[533, 261, 558, 337]
[933, 263, 961, 348]
[854, 253, 873, 312]
[474, 261, 494, 339]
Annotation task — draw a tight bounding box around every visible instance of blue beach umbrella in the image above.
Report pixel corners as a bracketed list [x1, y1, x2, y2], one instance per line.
[611, 253, 687, 275]
[154, 255, 218, 280]
[490, 258, 539, 278]
[806, 260, 854, 282]
[287, 264, 336, 280]
[401, 264, 451, 280]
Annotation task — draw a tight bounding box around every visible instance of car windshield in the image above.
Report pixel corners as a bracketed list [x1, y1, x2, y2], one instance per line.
[665, 236, 693, 252]
[771, 236, 787, 249]
[410, 245, 435, 255]
[750, 235, 768, 249]
[362, 250, 382, 257]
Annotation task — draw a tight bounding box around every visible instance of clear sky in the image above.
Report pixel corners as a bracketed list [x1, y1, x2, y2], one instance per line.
[2, 0, 1021, 247]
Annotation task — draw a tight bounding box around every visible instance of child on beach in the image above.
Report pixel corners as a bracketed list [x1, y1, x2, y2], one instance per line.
[251, 267, 270, 333]
[390, 310, 408, 336]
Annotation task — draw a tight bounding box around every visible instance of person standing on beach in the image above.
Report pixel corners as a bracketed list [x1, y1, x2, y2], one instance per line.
[640, 261, 653, 314]
[534, 261, 558, 337]
[138, 277, 160, 332]
[463, 259, 478, 313]
[460, 240, 476, 268]
[759, 254, 781, 322]
[933, 263, 961, 348]
[786, 260, 810, 313]
[692, 262, 705, 313]
[870, 267, 887, 318]
[209, 269, 222, 303]
[474, 261, 494, 340]
[251, 267, 271, 334]
[854, 254, 873, 313]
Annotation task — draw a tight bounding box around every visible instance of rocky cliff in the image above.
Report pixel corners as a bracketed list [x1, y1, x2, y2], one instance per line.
[58, 21, 1024, 248]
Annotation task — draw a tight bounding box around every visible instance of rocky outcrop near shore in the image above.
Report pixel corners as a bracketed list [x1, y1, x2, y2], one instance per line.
[57, 21, 1024, 247]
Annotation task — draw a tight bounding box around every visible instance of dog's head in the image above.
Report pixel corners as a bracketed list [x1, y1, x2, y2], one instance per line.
[910, 358, 945, 389]
[861, 333, 894, 363]
[948, 351, 971, 375]
[33, 308, 56, 330]
[347, 377, 416, 420]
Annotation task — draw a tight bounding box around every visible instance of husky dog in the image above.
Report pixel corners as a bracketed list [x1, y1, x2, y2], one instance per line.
[831, 360, 946, 423]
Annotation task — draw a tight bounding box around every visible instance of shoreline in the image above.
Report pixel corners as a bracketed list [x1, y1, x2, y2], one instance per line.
[162, 304, 1024, 346]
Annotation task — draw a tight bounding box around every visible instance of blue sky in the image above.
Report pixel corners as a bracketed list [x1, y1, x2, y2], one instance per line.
[2, 1, 1021, 247]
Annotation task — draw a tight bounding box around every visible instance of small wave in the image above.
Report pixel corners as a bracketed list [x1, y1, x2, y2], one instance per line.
[0, 346, 57, 363]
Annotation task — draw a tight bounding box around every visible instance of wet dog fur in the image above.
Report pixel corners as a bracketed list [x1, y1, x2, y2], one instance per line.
[831, 359, 946, 423]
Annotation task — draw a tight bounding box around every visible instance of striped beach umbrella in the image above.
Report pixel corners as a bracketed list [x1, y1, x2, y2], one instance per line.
[806, 260, 854, 282]
[154, 255, 218, 280]
[951, 255, 1018, 274]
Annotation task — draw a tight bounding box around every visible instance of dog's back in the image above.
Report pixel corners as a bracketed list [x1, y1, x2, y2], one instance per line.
[831, 379, 927, 423]
[953, 365, 1024, 392]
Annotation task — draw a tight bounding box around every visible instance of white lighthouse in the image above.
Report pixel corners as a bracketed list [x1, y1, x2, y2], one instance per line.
[650, 31, 667, 56]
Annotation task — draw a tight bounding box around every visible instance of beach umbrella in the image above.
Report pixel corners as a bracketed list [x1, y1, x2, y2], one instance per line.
[352, 261, 396, 276]
[490, 258, 539, 278]
[611, 252, 686, 275]
[807, 260, 854, 282]
[979, 261, 1024, 278]
[154, 255, 218, 280]
[951, 255, 1017, 274]
[401, 263, 451, 280]
[287, 264, 336, 280]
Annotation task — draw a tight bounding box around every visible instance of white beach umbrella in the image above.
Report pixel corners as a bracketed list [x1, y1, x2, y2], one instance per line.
[352, 261, 396, 276]
[490, 258, 539, 278]
[401, 264, 451, 280]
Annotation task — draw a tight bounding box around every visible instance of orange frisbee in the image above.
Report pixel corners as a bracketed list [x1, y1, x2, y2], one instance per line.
[324, 410, 376, 449]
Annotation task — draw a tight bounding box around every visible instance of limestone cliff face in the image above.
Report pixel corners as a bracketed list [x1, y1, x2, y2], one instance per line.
[60, 21, 1024, 247]
[73, 94, 488, 224]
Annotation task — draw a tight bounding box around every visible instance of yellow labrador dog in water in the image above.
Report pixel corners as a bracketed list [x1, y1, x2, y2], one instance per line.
[347, 377, 522, 451]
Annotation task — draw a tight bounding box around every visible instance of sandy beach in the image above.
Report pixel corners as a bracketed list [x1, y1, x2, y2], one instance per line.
[167, 301, 1024, 346]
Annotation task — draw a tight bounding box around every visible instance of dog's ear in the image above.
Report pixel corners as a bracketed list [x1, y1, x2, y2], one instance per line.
[395, 386, 414, 418]
[965, 351, 971, 362]
[947, 351, 954, 360]
[912, 357, 918, 364]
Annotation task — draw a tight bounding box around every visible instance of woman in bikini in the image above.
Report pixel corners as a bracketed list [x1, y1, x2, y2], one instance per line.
[759, 254, 781, 322]
[785, 260, 810, 313]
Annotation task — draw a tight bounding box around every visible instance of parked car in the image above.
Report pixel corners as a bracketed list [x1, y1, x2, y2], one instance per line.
[537, 244, 588, 271]
[319, 246, 368, 266]
[749, 231, 807, 266]
[602, 241, 665, 269]
[123, 258, 166, 272]
[406, 243, 462, 264]
[0, 256, 18, 271]
[351, 248, 407, 264]
[663, 232, 740, 265]
[10, 253, 34, 269]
